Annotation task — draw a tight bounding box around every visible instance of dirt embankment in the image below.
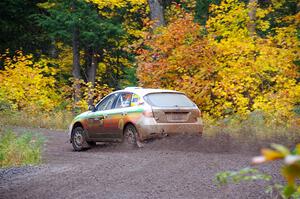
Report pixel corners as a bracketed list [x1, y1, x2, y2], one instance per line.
[0, 127, 283, 199]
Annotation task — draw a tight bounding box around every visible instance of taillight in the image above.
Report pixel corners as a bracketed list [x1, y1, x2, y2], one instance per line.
[143, 110, 154, 117]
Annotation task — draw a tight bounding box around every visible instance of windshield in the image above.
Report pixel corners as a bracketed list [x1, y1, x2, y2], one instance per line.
[144, 93, 195, 107]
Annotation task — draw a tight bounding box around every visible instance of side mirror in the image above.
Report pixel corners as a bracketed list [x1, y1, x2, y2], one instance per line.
[88, 105, 95, 111]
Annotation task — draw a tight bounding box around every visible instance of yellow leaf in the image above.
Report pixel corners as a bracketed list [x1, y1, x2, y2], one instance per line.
[261, 149, 284, 161]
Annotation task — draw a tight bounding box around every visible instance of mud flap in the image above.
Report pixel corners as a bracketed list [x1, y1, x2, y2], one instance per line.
[82, 130, 91, 148]
[136, 140, 144, 148]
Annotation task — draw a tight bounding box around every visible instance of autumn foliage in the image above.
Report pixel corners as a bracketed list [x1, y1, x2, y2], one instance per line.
[0, 51, 60, 113]
[0, 51, 113, 113]
[137, 0, 300, 124]
[0, 0, 298, 127]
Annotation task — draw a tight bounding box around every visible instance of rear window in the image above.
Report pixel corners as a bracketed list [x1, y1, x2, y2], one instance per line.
[144, 93, 195, 107]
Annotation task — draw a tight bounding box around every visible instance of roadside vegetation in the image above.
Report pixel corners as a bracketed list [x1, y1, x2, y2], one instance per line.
[204, 111, 300, 151]
[0, 109, 73, 130]
[0, 129, 44, 168]
[216, 144, 300, 198]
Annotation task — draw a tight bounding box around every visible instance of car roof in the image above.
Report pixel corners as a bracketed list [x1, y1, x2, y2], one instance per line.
[113, 87, 184, 97]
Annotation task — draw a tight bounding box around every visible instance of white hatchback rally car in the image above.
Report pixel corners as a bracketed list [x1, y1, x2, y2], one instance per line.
[69, 87, 203, 151]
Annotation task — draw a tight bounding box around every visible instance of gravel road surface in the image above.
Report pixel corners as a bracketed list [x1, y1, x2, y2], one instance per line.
[0, 127, 283, 199]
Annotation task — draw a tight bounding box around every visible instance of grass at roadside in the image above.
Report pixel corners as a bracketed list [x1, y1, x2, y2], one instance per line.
[0, 110, 74, 130]
[0, 129, 45, 168]
[204, 113, 300, 152]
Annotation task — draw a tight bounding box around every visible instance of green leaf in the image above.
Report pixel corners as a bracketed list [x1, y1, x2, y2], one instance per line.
[283, 185, 296, 198]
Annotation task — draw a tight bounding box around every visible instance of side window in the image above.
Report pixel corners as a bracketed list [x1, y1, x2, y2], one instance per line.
[131, 94, 140, 107]
[115, 93, 132, 109]
[96, 93, 119, 111]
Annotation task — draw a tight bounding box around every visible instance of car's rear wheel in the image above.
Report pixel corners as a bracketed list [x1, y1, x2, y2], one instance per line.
[123, 124, 139, 148]
[71, 127, 91, 151]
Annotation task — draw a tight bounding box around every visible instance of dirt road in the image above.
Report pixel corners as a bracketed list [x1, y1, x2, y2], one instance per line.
[0, 127, 282, 199]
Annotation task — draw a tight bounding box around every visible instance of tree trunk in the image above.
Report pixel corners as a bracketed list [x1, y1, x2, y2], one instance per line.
[148, 0, 165, 28]
[87, 50, 97, 106]
[247, 0, 258, 37]
[87, 52, 97, 85]
[49, 39, 58, 58]
[72, 26, 81, 103]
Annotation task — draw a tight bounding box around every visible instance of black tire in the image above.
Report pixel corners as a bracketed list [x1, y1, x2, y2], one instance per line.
[71, 127, 90, 151]
[123, 124, 138, 148]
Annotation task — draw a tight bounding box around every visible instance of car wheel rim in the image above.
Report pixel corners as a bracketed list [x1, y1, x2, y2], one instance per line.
[74, 131, 83, 147]
[126, 128, 135, 144]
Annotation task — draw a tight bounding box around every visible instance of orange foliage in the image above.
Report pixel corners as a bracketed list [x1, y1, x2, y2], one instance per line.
[137, 1, 300, 124]
[137, 14, 216, 107]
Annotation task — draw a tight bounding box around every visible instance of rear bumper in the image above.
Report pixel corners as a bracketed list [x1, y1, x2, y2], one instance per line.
[136, 118, 203, 141]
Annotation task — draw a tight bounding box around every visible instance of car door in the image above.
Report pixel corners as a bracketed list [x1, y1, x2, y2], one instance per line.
[87, 93, 119, 140]
[102, 92, 133, 139]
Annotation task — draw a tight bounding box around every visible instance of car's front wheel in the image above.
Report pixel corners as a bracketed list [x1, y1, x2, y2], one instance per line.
[71, 127, 90, 151]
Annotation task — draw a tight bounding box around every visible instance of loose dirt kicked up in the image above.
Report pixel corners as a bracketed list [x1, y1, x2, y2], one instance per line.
[0, 127, 282, 199]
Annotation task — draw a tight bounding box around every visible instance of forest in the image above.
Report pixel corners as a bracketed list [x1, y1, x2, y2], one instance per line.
[0, 0, 299, 127]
